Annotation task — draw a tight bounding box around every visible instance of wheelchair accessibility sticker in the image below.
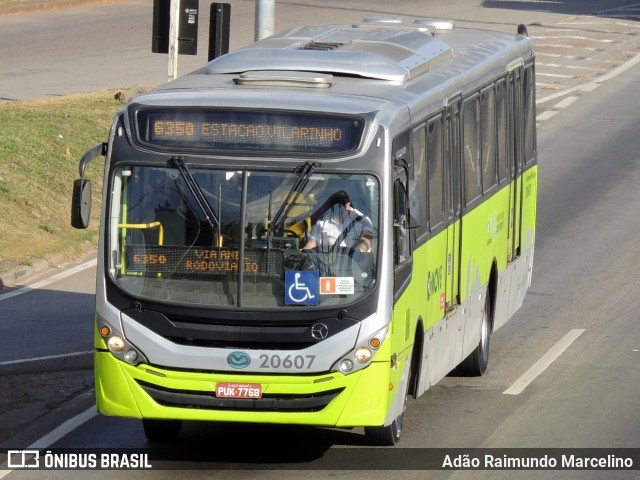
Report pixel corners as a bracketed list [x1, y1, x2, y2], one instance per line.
[285, 271, 319, 305]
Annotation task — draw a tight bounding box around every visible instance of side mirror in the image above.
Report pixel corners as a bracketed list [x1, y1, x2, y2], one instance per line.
[71, 178, 92, 229]
[70, 142, 106, 229]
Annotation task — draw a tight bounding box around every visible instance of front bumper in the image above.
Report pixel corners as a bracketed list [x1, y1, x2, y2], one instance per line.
[95, 351, 392, 428]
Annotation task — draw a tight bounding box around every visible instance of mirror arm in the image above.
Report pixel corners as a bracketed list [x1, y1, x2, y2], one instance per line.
[79, 142, 107, 178]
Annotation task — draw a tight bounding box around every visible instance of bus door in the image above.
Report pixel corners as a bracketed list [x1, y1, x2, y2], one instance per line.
[508, 68, 524, 261]
[444, 98, 462, 312]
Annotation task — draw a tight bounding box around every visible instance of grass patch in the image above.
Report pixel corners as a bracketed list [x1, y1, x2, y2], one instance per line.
[0, 90, 122, 264]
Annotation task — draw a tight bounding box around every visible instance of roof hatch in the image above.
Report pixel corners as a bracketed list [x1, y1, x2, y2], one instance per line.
[208, 18, 454, 82]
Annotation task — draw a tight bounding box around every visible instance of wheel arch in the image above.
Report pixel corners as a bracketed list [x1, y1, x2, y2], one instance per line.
[408, 316, 424, 399]
[487, 258, 499, 333]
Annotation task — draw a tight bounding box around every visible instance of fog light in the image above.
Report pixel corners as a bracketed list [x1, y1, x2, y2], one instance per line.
[124, 350, 138, 363]
[354, 347, 372, 364]
[339, 359, 354, 373]
[107, 335, 126, 353]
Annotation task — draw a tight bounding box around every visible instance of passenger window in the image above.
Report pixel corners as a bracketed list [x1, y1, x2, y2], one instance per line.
[412, 126, 428, 239]
[523, 64, 536, 164]
[394, 179, 410, 265]
[427, 116, 444, 229]
[496, 80, 509, 183]
[481, 86, 498, 193]
[463, 95, 481, 205]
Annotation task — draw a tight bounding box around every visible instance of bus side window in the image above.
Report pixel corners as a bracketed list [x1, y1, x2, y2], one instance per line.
[412, 125, 429, 241]
[427, 115, 445, 230]
[394, 178, 410, 265]
[481, 86, 498, 194]
[496, 79, 509, 183]
[392, 129, 413, 267]
[523, 63, 537, 164]
[462, 94, 481, 206]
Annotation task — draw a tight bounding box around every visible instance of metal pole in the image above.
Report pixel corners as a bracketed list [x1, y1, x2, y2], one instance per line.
[209, 3, 231, 61]
[168, 0, 181, 81]
[254, 0, 274, 41]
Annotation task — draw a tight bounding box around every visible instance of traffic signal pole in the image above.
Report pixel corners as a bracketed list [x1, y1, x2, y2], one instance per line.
[168, 0, 180, 81]
[255, 0, 274, 41]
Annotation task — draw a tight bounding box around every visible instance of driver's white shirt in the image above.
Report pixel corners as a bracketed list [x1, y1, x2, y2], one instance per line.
[309, 208, 372, 249]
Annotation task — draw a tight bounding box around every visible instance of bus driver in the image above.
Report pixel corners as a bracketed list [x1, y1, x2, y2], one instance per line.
[302, 191, 373, 254]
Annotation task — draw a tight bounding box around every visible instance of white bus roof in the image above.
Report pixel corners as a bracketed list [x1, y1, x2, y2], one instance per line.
[208, 20, 454, 82]
[144, 18, 533, 118]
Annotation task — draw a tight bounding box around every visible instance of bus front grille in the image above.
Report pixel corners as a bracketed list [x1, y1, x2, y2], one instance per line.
[138, 381, 344, 413]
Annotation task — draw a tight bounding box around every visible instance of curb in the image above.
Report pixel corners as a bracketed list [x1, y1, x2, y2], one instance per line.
[0, 246, 96, 290]
[0, 252, 66, 289]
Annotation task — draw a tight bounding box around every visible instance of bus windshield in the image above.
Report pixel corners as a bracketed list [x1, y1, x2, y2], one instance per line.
[108, 164, 379, 308]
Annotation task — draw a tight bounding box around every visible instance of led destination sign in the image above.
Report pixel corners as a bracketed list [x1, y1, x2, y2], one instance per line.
[135, 109, 365, 154]
[124, 245, 282, 275]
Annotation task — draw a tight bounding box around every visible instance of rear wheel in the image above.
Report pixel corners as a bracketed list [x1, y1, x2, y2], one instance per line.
[458, 293, 491, 376]
[142, 419, 182, 442]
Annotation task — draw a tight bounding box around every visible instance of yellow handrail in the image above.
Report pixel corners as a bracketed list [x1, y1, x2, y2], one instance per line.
[118, 222, 164, 245]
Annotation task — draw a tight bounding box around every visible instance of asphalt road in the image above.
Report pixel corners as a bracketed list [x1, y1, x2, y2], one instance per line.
[33, 45, 640, 480]
[1, 0, 639, 101]
[0, 259, 96, 448]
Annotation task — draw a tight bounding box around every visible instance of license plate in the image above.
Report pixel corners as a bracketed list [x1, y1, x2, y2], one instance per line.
[216, 382, 263, 399]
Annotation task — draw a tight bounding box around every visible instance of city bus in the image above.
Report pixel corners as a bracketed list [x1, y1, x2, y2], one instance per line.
[71, 17, 537, 445]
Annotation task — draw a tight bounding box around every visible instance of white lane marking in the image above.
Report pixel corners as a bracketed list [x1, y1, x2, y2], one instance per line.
[580, 82, 601, 92]
[537, 63, 600, 72]
[532, 35, 614, 42]
[0, 258, 97, 302]
[537, 49, 640, 105]
[0, 351, 92, 367]
[556, 20, 640, 28]
[503, 329, 585, 395]
[537, 72, 574, 79]
[0, 407, 98, 478]
[536, 110, 558, 122]
[553, 96, 579, 109]
[29, 407, 97, 449]
[536, 44, 575, 49]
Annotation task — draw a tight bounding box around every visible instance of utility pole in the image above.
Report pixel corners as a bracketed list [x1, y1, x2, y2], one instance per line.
[254, 0, 274, 41]
[168, 0, 181, 81]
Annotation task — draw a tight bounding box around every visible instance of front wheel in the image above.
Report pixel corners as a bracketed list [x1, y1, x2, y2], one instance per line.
[364, 351, 412, 446]
[364, 402, 405, 446]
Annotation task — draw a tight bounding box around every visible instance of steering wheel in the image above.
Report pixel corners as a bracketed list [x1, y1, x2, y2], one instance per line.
[348, 238, 368, 258]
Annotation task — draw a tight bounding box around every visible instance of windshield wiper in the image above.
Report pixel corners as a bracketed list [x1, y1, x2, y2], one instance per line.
[170, 157, 220, 236]
[268, 161, 318, 237]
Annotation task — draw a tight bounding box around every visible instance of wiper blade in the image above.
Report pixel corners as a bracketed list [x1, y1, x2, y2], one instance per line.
[170, 157, 220, 231]
[269, 161, 317, 236]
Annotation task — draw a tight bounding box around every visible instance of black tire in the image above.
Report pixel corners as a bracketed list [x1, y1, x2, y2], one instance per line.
[458, 294, 491, 376]
[364, 400, 405, 446]
[364, 350, 412, 446]
[142, 419, 182, 442]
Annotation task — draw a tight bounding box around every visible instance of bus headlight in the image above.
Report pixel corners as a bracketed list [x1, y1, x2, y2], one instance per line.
[354, 347, 372, 364]
[124, 350, 139, 363]
[107, 335, 126, 353]
[333, 325, 388, 374]
[339, 359, 354, 373]
[99, 316, 147, 366]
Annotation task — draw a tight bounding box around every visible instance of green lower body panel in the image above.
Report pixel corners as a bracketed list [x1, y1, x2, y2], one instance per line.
[95, 351, 392, 428]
